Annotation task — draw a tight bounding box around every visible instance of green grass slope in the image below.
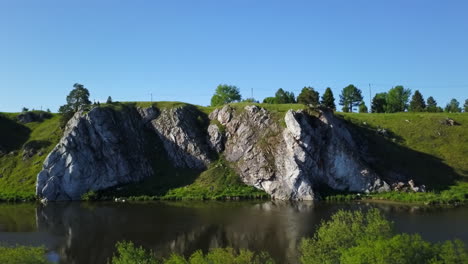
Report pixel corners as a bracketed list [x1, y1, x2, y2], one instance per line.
[0, 113, 62, 201]
[1, 103, 466, 203]
[337, 112, 468, 204]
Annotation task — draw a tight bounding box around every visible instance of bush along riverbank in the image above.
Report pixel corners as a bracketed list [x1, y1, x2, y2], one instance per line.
[324, 182, 468, 205]
[3, 209, 467, 263]
[110, 209, 468, 263]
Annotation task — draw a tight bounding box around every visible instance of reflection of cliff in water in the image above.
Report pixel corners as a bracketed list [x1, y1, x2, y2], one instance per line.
[35, 201, 321, 264]
[32, 201, 468, 264]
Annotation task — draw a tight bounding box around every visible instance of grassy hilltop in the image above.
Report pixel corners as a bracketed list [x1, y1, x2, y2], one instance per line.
[0, 102, 467, 202]
[0, 112, 62, 201]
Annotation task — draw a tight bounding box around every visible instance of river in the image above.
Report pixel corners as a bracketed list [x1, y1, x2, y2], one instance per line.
[0, 201, 467, 263]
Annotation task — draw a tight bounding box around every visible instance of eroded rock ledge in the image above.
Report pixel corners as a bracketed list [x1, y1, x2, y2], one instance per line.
[37, 104, 395, 201]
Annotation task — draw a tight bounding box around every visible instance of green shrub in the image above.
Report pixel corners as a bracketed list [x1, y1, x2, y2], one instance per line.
[300, 209, 468, 264]
[111, 241, 157, 264]
[300, 209, 393, 264]
[0, 245, 50, 264]
[111, 242, 274, 264]
[81, 190, 98, 201]
[340, 234, 434, 264]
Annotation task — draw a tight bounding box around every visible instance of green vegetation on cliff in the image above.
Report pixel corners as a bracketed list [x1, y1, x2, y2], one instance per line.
[0, 245, 50, 264]
[0, 102, 467, 203]
[0, 113, 62, 201]
[336, 112, 468, 204]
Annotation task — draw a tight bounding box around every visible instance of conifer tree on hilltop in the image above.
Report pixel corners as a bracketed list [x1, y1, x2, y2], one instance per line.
[321, 87, 336, 110]
[339, 85, 363, 112]
[409, 90, 426, 112]
[297, 87, 319, 106]
[426, 96, 439, 112]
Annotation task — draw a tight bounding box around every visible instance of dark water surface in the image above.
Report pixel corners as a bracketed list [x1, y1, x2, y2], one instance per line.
[0, 201, 467, 264]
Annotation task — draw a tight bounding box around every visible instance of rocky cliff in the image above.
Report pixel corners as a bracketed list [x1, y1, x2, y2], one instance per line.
[36, 104, 394, 201]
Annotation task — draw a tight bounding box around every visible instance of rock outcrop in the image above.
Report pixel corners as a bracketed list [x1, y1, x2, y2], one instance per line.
[36, 107, 153, 201]
[37, 104, 398, 201]
[209, 105, 389, 200]
[145, 106, 213, 169]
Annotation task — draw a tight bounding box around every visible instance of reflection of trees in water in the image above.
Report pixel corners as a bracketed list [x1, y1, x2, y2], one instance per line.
[33, 201, 450, 264]
[35, 201, 320, 264]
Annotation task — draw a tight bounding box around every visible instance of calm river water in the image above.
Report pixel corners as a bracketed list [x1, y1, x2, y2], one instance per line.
[0, 201, 467, 264]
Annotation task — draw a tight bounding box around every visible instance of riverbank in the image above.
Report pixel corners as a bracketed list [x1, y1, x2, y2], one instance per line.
[2, 204, 467, 264]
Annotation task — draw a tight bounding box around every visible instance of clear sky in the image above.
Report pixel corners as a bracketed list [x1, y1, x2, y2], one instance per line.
[1, 0, 467, 112]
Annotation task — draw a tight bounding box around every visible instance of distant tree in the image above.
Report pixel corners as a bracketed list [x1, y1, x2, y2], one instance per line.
[106, 96, 113, 104]
[242, 98, 258, 103]
[210, 84, 241, 106]
[321, 87, 336, 110]
[426, 96, 439, 112]
[262, 97, 277, 104]
[444, 98, 462, 113]
[297, 87, 319, 106]
[371, 93, 387, 113]
[358, 101, 368, 113]
[21, 107, 29, 112]
[339, 85, 363, 113]
[464, 99, 468, 112]
[46, 108, 51, 113]
[408, 90, 426, 112]
[59, 83, 92, 113]
[58, 83, 91, 128]
[275, 88, 296, 104]
[211, 84, 241, 106]
[386, 85, 411, 113]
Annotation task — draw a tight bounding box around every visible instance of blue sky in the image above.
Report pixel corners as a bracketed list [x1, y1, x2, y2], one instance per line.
[1, 0, 467, 112]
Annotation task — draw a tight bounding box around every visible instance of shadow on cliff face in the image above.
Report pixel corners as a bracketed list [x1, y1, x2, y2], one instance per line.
[0, 114, 30, 152]
[98, 104, 213, 198]
[337, 116, 458, 191]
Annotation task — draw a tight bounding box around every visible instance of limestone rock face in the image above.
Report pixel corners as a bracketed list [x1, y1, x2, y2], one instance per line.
[36, 107, 153, 201]
[37, 104, 394, 201]
[211, 106, 389, 200]
[145, 106, 213, 169]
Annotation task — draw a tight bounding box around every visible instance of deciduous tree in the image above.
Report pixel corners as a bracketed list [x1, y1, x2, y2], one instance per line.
[445, 98, 462, 113]
[210, 84, 241, 106]
[371, 93, 387, 113]
[358, 101, 368, 113]
[386, 86, 411, 113]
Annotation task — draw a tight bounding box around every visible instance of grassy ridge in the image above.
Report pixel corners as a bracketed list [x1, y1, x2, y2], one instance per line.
[0, 113, 62, 201]
[0, 103, 467, 203]
[339, 112, 468, 179]
[334, 112, 468, 204]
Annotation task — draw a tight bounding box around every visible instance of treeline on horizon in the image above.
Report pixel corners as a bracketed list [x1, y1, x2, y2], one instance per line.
[16, 83, 468, 118]
[210, 84, 468, 113]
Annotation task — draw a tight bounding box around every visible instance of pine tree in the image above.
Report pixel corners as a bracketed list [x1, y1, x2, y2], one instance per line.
[464, 99, 468, 112]
[106, 96, 113, 104]
[321, 87, 336, 110]
[408, 90, 426, 112]
[426, 96, 438, 112]
[297, 87, 319, 106]
[339, 85, 363, 113]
